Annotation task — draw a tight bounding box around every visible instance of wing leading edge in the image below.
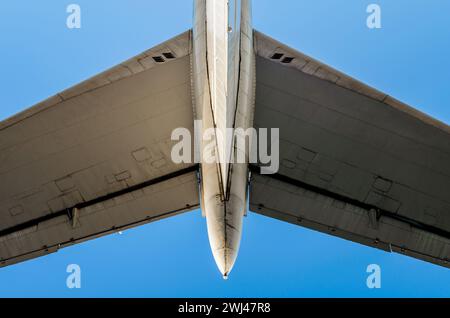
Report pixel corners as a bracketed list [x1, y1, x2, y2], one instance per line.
[0, 31, 200, 267]
[250, 31, 450, 268]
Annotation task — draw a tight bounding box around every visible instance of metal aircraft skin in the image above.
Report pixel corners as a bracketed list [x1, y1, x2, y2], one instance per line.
[0, 0, 449, 278]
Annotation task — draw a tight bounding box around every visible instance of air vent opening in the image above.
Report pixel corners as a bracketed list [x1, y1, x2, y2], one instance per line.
[271, 53, 284, 60]
[163, 52, 176, 59]
[152, 56, 165, 63]
[281, 57, 295, 64]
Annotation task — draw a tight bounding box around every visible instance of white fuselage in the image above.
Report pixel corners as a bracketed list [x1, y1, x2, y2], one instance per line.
[192, 0, 255, 278]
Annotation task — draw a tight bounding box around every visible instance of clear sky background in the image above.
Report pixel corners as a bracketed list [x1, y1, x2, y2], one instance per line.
[0, 0, 450, 297]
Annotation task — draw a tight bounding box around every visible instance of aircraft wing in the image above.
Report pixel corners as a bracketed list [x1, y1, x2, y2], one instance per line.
[0, 31, 200, 267]
[249, 31, 450, 268]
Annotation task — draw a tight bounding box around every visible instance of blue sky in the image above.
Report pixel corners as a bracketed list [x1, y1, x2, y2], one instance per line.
[1, 0, 450, 297]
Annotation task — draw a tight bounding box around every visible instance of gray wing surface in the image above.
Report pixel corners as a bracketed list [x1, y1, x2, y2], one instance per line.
[250, 31, 450, 268]
[0, 31, 200, 267]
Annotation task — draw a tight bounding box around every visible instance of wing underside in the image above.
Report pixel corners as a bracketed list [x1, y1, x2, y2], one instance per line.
[0, 31, 200, 267]
[250, 31, 450, 268]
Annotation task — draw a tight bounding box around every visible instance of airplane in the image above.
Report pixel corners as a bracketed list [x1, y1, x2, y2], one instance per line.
[0, 0, 449, 280]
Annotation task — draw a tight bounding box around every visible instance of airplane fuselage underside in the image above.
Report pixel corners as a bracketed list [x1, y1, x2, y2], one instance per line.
[192, 0, 255, 278]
